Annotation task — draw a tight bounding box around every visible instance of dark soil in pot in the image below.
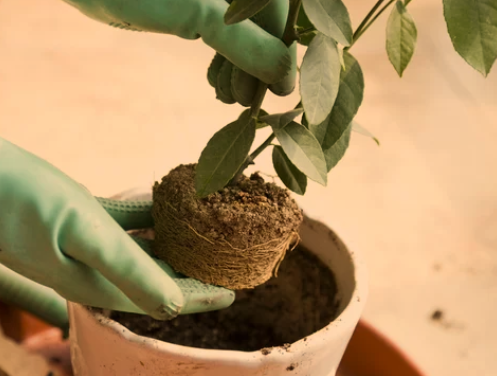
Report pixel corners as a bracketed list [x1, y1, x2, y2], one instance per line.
[111, 245, 339, 351]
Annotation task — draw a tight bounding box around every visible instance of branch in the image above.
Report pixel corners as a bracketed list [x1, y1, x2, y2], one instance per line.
[229, 0, 303, 184]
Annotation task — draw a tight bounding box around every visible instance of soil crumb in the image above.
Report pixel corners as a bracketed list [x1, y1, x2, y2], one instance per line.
[431, 310, 443, 321]
[261, 348, 272, 355]
[111, 246, 339, 351]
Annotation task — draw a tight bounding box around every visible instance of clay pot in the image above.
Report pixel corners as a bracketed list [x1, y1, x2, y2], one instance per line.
[67, 189, 368, 376]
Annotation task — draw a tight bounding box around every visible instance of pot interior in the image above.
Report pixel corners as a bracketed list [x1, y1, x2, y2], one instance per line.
[105, 191, 361, 352]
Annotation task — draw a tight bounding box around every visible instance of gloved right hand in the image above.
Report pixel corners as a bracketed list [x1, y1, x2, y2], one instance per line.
[62, 0, 297, 103]
[0, 137, 235, 320]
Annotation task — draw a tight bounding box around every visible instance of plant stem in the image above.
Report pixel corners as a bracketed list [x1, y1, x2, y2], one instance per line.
[229, 0, 302, 184]
[347, 0, 397, 49]
[354, 0, 396, 43]
[352, 0, 385, 42]
[282, 0, 303, 45]
[249, 134, 276, 163]
[249, 82, 269, 118]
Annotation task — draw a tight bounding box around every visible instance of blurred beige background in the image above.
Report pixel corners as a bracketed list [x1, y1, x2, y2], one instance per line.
[1, 0, 496, 375]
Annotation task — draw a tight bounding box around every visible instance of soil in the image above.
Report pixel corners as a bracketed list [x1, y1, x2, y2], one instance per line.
[431, 310, 443, 321]
[110, 245, 339, 351]
[152, 164, 303, 289]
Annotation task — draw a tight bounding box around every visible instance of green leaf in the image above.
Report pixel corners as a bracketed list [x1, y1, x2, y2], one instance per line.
[300, 33, 341, 126]
[272, 146, 307, 195]
[297, 7, 317, 46]
[299, 30, 318, 46]
[302, 113, 309, 127]
[443, 0, 497, 76]
[323, 123, 352, 171]
[310, 52, 364, 154]
[258, 109, 269, 117]
[338, 47, 346, 70]
[195, 113, 256, 197]
[238, 109, 269, 129]
[215, 60, 236, 104]
[273, 121, 327, 186]
[256, 109, 270, 129]
[224, 0, 272, 25]
[207, 54, 226, 88]
[297, 5, 314, 30]
[386, 1, 418, 77]
[231, 67, 257, 107]
[302, 0, 353, 46]
[260, 108, 304, 130]
[352, 121, 380, 146]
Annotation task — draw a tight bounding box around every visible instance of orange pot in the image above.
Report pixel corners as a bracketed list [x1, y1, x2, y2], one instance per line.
[20, 320, 427, 376]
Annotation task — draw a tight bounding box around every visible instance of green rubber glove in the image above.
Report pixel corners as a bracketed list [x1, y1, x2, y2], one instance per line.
[0, 137, 235, 320]
[207, 0, 297, 106]
[62, 0, 296, 93]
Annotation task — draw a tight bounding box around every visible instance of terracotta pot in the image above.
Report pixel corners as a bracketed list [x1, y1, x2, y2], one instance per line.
[0, 304, 52, 342]
[68, 190, 368, 376]
[21, 321, 429, 376]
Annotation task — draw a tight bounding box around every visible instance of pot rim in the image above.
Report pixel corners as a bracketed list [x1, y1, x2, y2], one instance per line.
[77, 189, 368, 362]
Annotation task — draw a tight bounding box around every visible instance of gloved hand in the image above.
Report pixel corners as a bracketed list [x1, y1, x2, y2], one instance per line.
[62, 0, 296, 100]
[0, 137, 235, 320]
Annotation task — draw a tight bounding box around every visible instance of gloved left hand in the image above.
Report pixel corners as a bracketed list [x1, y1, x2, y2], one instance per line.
[0, 137, 235, 320]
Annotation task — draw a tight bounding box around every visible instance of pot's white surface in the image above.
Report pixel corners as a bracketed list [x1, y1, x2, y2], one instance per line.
[68, 190, 368, 376]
